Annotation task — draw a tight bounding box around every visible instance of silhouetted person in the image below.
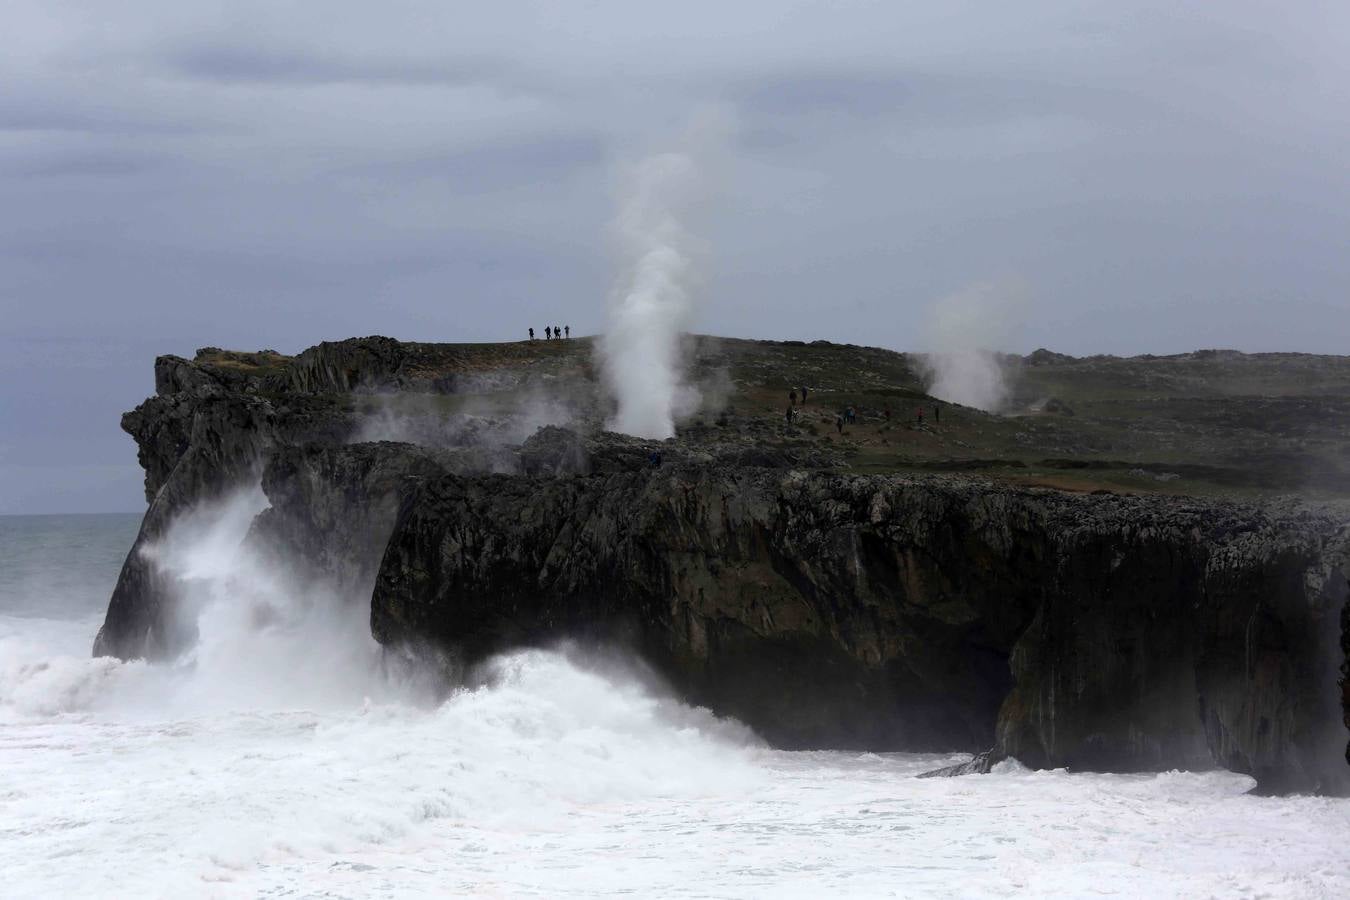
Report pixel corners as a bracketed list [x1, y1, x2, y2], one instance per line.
[801, 386, 809, 404]
[564, 325, 570, 338]
[649, 450, 663, 468]
[934, 405, 940, 425]
[529, 327, 535, 341]
[846, 405, 856, 424]
[789, 389, 797, 406]
[836, 414, 844, 435]
[545, 326, 552, 340]
[554, 325, 561, 340]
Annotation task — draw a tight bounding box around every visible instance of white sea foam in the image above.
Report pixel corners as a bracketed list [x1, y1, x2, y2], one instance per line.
[2, 514, 1349, 897]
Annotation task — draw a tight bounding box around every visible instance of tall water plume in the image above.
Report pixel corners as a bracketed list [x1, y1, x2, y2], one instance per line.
[600, 113, 727, 439]
[919, 278, 1027, 412]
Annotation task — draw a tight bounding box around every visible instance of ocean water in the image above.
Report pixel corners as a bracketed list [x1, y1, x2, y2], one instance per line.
[2, 509, 1348, 898]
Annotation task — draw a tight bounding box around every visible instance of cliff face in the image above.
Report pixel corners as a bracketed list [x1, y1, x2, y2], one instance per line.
[95, 336, 1350, 795]
[370, 464, 1349, 794]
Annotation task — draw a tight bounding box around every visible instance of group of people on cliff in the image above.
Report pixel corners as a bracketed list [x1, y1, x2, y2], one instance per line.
[529, 325, 570, 341]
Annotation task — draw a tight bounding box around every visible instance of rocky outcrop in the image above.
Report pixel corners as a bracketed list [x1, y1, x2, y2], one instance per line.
[371, 469, 1040, 750]
[372, 467, 1349, 794]
[96, 335, 1350, 794]
[996, 516, 1349, 794]
[918, 748, 1005, 778]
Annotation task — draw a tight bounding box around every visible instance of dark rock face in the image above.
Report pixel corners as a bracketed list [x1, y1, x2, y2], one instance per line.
[1191, 532, 1350, 794]
[520, 426, 595, 476]
[997, 520, 1349, 795]
[1343, 583, 1350, 766]
[371, 467, 1349, 793]
[372, 468, 1031, 750]
[96, 336, 1350, 794]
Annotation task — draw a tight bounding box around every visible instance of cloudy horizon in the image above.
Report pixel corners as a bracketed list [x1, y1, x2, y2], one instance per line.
[2, 1, 1348, 512]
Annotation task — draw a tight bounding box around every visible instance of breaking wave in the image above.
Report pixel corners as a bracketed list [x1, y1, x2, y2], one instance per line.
[2, 512, 1348, 896]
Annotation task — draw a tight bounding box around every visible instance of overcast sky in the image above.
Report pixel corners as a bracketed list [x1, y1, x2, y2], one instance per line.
[2, 1, 1348, 513]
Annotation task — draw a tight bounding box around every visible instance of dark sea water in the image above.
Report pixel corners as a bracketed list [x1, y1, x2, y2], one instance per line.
[2, 509, 1348, 897]
[0, 513, 140, 620]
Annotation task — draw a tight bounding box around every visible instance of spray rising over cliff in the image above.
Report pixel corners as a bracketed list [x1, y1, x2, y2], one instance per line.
[919, 278, 1027, 412]
[599, 115, 727, 439]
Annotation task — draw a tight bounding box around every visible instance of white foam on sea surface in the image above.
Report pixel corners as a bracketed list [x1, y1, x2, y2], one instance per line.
[2, 513, 1348, 898]
[4, 613, 1349, 898]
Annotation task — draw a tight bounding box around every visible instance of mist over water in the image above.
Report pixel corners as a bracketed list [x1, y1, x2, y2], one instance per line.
[352, 386, 588, 455]
[3, 511, 1349, 896]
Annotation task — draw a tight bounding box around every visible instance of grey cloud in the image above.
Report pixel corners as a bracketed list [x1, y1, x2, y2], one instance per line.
[739, 71, 911, 118]
[0, 97, 206, 136]
[6, 150, 174, 178]
[164, 41, 500, 87]
[344, 133, 605, 189]
[1, 0, 1348, 511]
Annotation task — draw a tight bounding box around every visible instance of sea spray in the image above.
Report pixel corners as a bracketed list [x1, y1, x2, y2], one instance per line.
[600, 113, 729, 439]
[132, 486, 439, 713]
[351, 386, 587, 459]
[918, 278, 1027, 412]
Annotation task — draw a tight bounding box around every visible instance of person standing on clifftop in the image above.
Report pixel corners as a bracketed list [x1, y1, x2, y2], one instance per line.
[934, 404, 940, 425]
[836, 414, 844, 435]
[545, 326, 552, 340]
[529, 327, 535, 341]
[564, 325, 570, 339]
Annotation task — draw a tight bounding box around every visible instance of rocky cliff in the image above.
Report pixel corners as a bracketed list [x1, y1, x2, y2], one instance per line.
[95, 336, 1350, 794]
[371, 461, 1349, 793]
